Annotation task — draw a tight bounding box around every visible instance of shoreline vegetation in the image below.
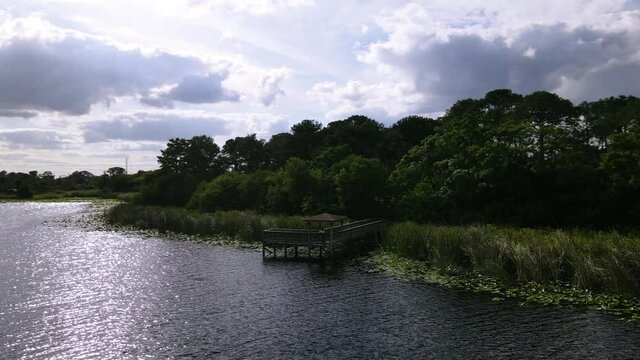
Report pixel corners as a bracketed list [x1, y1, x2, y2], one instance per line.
[104, 203, 308, 243]
[105, 202, 640, 322]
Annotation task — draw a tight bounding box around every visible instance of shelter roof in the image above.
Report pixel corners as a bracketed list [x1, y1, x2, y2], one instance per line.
[303, 213, 348, 222]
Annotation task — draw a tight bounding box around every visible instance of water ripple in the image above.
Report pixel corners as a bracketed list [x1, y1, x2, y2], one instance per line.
[1, 202, 639, 359]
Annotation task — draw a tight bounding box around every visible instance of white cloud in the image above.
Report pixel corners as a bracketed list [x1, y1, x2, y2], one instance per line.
[351, 1, 640, 110]
[0, 13, 252, 115]
[0, 129, 75, 149]
[192, 0, 315, 15]
[307, 80, 423, 120]
[523, 47, 536, 58]
[258, 68, 290, 106]
[82, 109, 290, 144]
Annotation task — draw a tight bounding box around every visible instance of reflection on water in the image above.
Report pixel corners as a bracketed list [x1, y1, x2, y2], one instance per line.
[1, 202, 639, 359]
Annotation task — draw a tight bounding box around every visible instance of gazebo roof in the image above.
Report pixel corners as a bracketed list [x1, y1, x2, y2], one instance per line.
[303, 213, 348, 223]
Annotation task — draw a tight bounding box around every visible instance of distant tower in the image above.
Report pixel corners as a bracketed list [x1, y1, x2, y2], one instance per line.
[125, 156, 129, 175]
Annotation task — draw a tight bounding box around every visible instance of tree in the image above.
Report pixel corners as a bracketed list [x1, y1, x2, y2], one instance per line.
[290, 119, 324, 159]
[16, 180, 33, 199]
[264, 133, 294, 169]
[266, 158, 317, 214]
[580, 95, 640, 149]
[158, 135, 223, 179]
[105, 167, 126, 176]
[332, 155, 388, 218]
[384, 116, 440, 163]
[61, 171, 96, 190]
[322, 115, 385, 159]
[515, 91, 577, 170]
[188, 171, 272, 212]
[137, 172, 200, 207]
[221, 134, 266, 172]
[599, 123, 640, 225]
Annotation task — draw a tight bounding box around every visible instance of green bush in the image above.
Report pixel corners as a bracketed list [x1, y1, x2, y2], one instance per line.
[137, 173, 200, 207]
[187, 171, 271, 212]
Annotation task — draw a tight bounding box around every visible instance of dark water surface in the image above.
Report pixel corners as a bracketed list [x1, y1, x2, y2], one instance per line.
[1, 202, 639, 359]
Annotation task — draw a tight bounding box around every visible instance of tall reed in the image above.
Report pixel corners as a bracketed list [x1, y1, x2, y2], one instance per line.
[105, 203, 306, 242]
[383, 222, 640, 296]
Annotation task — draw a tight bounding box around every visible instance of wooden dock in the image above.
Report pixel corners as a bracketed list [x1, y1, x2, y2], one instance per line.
[262, 219, 385, 260]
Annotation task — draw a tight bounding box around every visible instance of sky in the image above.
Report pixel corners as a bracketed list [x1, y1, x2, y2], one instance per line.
[0, 0, 639, 175]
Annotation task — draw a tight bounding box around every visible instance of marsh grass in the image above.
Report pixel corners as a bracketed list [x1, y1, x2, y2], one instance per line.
[383, 222, 640, 296]
[105, 203, 307, 243]
[372, 252, 640, 322]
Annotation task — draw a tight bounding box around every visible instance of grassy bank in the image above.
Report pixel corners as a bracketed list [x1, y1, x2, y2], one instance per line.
[382, 222, 640, 297]
[105, 203, 307, 243]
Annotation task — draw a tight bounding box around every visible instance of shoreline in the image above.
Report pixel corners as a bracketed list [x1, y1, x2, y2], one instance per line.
[369, 251, 640, 323]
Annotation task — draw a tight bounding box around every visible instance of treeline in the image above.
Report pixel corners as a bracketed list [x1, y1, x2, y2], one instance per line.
[0, 167, 144, 199]
[137, 114, 436, 218]
[96, 89, 640, 228]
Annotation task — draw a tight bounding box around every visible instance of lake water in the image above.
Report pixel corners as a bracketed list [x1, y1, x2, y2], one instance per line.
[1, 202, 639, 359]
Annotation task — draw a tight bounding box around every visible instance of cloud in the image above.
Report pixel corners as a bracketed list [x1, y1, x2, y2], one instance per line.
[0, 110, 38, 118]
[258, 69, 288, 106]
[82, 110, 291, 145]
[353, 2, 640, 111]
[0, 129, 73, 149]
[307, 80, 423, 121]
[191, 0, 314, 15]
[141, 73, 240, 108]
[0, 14, 249, 115]
[83, 112, 229, 142]
[0, 35, 211, 115]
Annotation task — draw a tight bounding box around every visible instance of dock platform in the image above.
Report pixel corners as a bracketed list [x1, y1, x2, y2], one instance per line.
[262, 218, 385, 260]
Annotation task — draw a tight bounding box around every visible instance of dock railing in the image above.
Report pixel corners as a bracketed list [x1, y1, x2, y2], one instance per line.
[262, 219, 385, 259]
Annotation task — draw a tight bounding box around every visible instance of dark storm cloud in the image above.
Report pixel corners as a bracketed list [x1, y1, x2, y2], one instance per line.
[141, 73, 240, 108]
[166, 73, 239, 103]
[83, 113, 228, 143]
[0, 36, 234, 115]
[0, 130, 70, 149]
[371, 24, 639, 110]
[0, 110, 38, 118]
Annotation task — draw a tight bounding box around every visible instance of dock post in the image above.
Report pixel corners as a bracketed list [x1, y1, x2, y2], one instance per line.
[330, 229, 334, 258]
[295, 246, 298, 258]
[262, 244, 265, 259]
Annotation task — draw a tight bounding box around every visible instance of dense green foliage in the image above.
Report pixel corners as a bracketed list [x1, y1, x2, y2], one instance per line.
[144, 113, 435, 216]
[140, 89, 640, 228]
[382, 222, 640, 296]
[391, 90, 640, 227]
[158, 135, 224, 178]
